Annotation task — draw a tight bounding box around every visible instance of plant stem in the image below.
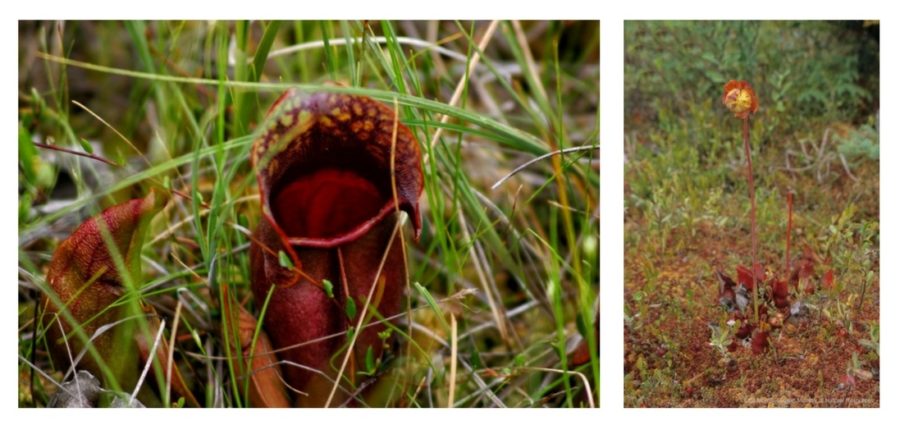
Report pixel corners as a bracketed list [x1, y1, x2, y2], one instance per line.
[743, 117, 760, 323]
[33, 142, 121, 167]
[856, 271, 872, 318]
[785, 191, 793, 277]
[856, 279, 868, 317]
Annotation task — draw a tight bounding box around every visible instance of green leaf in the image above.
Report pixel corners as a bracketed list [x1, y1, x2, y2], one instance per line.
[322, 279, 335, 299]
[705, 69, 725, 84]
[364, 346, 375, 373]
[575, 312, 588, 337]
[19, 193, 33, 226]
[190, 329, 202, 348]
[18, 122, 36, 183]
[469, 350, 483, 369]
[78, 137, 94, 154]
[514, 353, 526, 367]
[112, 149, 126, 166]
[414, 282, 450, 334]
[251, 21, 281, 83]
[345, 297, 357, 320]
[277, 250, 294, 269]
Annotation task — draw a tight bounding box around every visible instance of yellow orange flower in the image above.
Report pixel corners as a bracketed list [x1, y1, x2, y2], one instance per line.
[722, 80, 758, 119]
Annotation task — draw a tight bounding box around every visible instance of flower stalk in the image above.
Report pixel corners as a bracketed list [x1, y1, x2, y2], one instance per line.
[742, 116, 760, 323]
[723, 80, 760, 323]
[785, 191, 793, 277]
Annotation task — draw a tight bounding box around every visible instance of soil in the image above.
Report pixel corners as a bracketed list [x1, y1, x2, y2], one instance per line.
[624, 221, 879, 407]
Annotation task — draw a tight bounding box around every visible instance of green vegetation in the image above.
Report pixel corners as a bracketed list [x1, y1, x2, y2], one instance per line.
[19, 20, 598, 407]
[624, 21, 878, 407]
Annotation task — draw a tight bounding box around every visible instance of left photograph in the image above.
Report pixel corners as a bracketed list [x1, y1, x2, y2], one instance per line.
[18, 21, 599, 408]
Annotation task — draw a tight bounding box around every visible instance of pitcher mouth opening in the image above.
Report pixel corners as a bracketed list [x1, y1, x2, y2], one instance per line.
[272, 167, 388, 243]
[261, 131, 407, 248]
[255, 91, 423, 248]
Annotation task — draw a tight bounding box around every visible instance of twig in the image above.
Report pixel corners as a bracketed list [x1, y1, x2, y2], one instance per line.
[518, 367, 595, 408]
[71, 100, 150, 166]
[33, 142, 120, 167]
[491, 145, 599, 190]
[856, 273, 871, 318]
[323, 216, 404, 408]
[164, 301, 183, 406]
[59, 313, 150, 382]
[130, 319, 166, 405]
[457, 206, 511, 342]
[275, 361, 369, 407]
[447, 314, 458, 408]
[511, 21, 549, 106]
[182, 289, 478, 363]
[460, 300, 539, 340]
[55, 317, 81, 401]
[256, 36, 478, 67]
[408, 322, 506, 408]
[838, 152, 859, 182]
[18, 355, 72, 395]
[427, 20, 500, 152]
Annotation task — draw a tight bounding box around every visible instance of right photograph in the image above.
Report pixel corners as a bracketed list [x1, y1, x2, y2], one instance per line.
[624, 21, 880, 407]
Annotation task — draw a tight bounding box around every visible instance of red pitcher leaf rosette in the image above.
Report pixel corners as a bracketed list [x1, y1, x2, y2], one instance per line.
[822, 269, 835, 290]
[750, 329, 769, 355]
[769, 278, 791, 310]
[735, 319, 755, 340]
[249, 90, 423, 406]
[43, 193, 159, 386]
[42, 191, 198, 406]
[736, 263, 765, 292]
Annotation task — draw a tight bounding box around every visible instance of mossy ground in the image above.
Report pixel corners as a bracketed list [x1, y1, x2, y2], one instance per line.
[624, 20, 879, 408]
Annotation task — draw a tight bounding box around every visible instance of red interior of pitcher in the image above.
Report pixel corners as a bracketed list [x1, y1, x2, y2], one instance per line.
[272, 168, 386, 239]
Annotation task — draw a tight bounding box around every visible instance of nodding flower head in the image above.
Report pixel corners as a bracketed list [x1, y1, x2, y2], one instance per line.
[722, 80, 758, 119]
